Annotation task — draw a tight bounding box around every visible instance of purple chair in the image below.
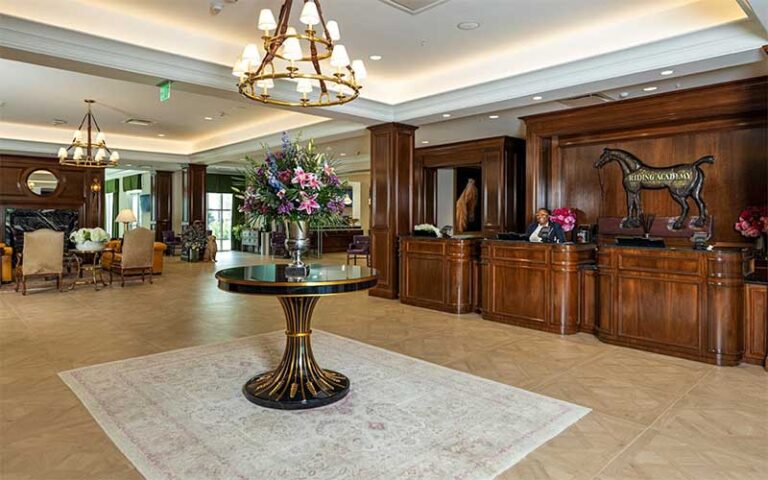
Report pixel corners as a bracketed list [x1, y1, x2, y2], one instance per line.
[346, 235, 370, 266]
[161, 230, 181, 256]
[270, 232, 289, 258]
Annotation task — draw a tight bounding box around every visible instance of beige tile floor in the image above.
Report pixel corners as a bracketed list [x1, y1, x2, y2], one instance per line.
[1, 251, 765, 480]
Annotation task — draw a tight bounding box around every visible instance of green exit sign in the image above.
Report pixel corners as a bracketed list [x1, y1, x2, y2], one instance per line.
[159, 81, 172, 102]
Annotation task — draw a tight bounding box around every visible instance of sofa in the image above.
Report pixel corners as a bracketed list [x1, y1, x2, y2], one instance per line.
[102, 239, 167, 274]
[0, 242, 14, 283]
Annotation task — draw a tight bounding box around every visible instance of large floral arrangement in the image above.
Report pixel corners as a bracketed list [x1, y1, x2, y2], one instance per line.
[550, 207, 577, 232]
[69, 227, 109, 244]
[237, 133, 348, 229]
[734, 206, 768, 238]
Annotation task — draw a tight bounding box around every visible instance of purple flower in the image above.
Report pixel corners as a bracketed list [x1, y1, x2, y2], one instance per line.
[277, 202, 294, 215]
[327, 199, 346, 214]
[327, 175, 341, 187]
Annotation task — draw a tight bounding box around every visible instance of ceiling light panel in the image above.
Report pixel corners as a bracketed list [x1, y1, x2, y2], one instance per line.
[378, 0, 451, 15]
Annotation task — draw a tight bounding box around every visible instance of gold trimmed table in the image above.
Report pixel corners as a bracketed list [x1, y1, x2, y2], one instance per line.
[68, 248, 109, 291]
[216, 264, 377, 410]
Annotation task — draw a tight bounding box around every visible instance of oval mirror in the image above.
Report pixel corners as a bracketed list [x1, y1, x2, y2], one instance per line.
[26, 170, 59, 196]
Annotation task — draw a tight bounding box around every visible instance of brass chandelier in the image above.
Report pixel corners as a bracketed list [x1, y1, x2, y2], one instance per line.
[233, 0, 367, 108]
[57, 99, 119, 168]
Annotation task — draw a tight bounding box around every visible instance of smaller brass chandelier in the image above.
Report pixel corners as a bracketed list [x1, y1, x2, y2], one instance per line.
[58, 99, 119, 168]
[233, 0, 367, 108]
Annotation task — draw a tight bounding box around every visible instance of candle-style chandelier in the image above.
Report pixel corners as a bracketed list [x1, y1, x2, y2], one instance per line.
[233, 0, 366, 108]
[58, 99, 119, 168]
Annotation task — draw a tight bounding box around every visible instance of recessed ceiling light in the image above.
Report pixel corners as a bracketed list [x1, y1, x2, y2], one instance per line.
[643, 86, 658, 92]
[204, 116, 214, 121]
[488, 115, 500, 119]
[442, 113, 451, 118]
[457, 22, 480, 31]
[421, 141, 429, 144]
[369, 55, 382, 61]
[532, 96, 543, 101]
[125, 164, 133, 167]
[51, 119, 68, 126]
[619, 92, 630, 98]
[339, 152, 347, 157]
[660, 70, 674, 76]
[157, 134, 166, 137]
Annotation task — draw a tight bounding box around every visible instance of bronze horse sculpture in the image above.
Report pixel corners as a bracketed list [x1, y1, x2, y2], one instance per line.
[594, 148, 713, 230]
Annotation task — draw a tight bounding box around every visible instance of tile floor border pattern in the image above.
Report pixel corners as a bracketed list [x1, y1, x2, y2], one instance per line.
[1, 251, 766, 480]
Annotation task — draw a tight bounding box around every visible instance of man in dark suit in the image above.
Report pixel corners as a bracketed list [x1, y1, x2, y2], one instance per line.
[525, 208, 566, 243]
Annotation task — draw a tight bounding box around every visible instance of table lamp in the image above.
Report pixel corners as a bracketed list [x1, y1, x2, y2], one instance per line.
[116, 208, 137, 235]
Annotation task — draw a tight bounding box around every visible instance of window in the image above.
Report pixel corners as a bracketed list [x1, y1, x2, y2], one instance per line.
[207, 193, 232, 251]
[105, 192, 114, 237]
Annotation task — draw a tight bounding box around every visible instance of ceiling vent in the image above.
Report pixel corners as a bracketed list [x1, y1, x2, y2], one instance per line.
[124, 118, 154, 127]
[557, 93, 613, 108]
[378, 0, 451, 14]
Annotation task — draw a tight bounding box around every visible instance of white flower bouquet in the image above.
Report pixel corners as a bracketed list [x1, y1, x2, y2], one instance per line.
[70, 227, 110, 250]
[413, 224, 442, 238]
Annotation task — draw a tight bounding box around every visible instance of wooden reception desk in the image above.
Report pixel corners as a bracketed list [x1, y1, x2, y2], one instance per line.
[595, 245, 748, 366]
[399, 236, 481, 314]
[480, 240, 596, 334]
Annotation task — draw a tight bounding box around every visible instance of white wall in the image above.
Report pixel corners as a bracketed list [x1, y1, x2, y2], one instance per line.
[435, 168, 455, 229]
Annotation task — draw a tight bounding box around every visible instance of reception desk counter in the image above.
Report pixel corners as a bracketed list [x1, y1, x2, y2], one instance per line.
[480, 240, 596, 334]
[399, 236, 481, 314]
[596, 245, 748, 366]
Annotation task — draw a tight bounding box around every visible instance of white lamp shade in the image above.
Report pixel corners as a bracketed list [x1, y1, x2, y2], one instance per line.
[116, 208, 137, 223]
[256, 79, 274, 89]
[57, 147, 68, 159]
[296, 78, 313, 94]
[351, 59, 367, 80]
[95, 132, 106, 144]
[330, 45, 350, 68]
[73, 146, 84, 160]
[232, 57, 249, 76]
[258, 9, 277, 31]
[73, 130, 83, 142]
[326, 20, 341, 41]
[282, 28, 303, 61]
[241, 43, 261, 63]
[95, 148, 106, 161]
[300, 1, 320, 25]
[109, 151, 120, 162]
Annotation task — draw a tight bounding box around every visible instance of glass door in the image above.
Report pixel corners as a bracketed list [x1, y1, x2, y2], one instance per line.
[206, 193, 232, 251]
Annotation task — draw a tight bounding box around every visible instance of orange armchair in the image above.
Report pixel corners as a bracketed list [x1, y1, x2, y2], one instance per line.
[0, 243, 14, 283]
[102, 238, 167, 274]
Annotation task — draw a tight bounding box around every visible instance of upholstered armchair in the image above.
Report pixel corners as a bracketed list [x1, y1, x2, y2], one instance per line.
[0, 242, 13, 283]
[106, 228, 155, 287]
[15, 229, 66, 295]
[102, 238, 167, 274]
[346, 235, 370, 266]
[270, 232, 289, 258]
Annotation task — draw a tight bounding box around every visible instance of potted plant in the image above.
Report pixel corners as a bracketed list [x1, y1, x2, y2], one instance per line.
[735, 206, 768, 260]
[69, 227, 109, 251]
[236, 133, 348, 272]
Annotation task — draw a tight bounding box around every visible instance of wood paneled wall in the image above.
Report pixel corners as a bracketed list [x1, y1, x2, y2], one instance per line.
[153, 171, 173, 240]
[416, 137, 526, 233]
[185, 164, 207, 225]
[522, 77, 767, 243]
[368, 123, 418, 299]
[0, 155, 104, 242]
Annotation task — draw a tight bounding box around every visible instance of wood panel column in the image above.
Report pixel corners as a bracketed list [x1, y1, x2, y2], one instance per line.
[84, 170, 105, 228]
[185, 164, 207, 225]
[368, 123, 418, 299]
[153, 171, 173, 240]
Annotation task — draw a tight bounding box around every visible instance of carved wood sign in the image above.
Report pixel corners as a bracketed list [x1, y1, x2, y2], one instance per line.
[594, 148, 713, 230]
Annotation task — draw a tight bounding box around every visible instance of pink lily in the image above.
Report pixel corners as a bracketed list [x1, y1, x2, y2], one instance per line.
[297, 193, 320, 214]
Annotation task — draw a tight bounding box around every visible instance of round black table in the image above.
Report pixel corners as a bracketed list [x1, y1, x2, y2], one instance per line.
[216, 264, 377, 410]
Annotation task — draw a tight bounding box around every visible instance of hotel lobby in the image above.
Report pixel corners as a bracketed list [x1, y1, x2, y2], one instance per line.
[1, 1, 767, 479]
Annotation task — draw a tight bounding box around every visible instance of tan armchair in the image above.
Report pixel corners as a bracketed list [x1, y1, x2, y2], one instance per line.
[15, 229, 65, 295]
[107, 227, 155, 287]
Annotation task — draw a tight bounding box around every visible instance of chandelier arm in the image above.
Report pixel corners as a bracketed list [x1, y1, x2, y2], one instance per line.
[309, 40, 329, 94]
[256, 0, 292, 76]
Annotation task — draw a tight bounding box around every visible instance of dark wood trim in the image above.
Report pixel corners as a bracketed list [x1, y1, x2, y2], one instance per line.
[153, 171, 173, 241]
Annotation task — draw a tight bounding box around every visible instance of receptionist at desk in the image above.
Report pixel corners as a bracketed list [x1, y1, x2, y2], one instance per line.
[525, 208, 566, 243]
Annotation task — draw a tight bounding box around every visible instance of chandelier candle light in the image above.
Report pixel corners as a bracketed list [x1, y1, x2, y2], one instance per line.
[58, 100, 119, 168]
[233, 0, 366, 108]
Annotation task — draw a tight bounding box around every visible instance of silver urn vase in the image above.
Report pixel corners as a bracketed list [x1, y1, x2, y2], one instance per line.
[284, 220, 310, 276]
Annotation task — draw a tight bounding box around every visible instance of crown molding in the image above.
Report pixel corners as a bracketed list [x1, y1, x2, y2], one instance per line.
[0, 15, 394, 124]
[0, 138, 190, 164]
[393, 21, 766, 123]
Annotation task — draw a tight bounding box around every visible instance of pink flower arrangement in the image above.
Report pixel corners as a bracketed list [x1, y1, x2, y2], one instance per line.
[550, 207, 577, 232]
[734, 206, 768, 238]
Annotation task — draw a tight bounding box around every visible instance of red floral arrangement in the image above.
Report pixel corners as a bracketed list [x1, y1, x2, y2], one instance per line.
[550, 207, 577, 232]
[734, 206, 768, 238]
